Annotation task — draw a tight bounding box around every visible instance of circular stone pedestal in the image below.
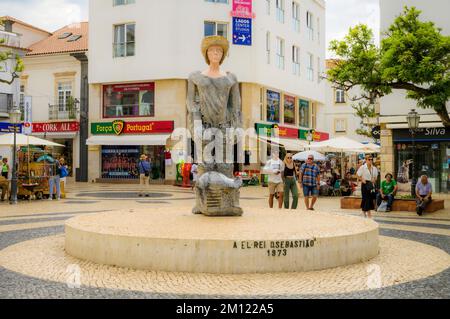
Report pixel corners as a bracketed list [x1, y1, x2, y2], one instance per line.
[65, 210, 379, 274]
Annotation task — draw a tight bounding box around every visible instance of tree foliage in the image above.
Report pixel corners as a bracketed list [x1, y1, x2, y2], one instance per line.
[352, 101, 377, 138]
[0, 18, 24, 85]
[328, 6, 450, 127]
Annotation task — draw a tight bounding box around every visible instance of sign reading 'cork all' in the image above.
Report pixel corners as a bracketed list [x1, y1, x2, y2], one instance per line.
[91, 120, 174, 135]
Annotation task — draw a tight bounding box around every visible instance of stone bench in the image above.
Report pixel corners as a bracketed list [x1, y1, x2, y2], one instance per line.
[341, 197, 445, 213]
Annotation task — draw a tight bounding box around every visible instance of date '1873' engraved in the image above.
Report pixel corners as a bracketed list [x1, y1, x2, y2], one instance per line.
[233, 239, 317, 257]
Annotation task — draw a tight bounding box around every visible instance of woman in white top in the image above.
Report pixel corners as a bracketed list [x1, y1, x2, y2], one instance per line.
[357, 155, 378, 218]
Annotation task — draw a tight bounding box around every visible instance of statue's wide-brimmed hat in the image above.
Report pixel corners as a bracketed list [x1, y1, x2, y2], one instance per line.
[201, 36, 229, 65]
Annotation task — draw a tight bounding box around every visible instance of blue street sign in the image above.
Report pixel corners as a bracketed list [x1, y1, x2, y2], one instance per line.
[0, 122, 23, 133]
[232, 17, 252, 46]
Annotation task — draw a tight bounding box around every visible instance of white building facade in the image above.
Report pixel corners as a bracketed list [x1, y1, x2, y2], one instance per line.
[22, 22, 89, 181]
[88, 0, 327, 183]
[319, 59, 375, 143]
[379, 0, 450, 194]
[0, 17, 51, 166]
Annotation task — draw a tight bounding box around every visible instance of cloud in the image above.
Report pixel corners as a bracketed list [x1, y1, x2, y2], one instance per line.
[0, 0, 88, 32]
[326, 0, 380, 58]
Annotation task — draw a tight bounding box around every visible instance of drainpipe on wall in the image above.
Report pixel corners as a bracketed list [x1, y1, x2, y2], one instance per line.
[71, 52, 89, 182]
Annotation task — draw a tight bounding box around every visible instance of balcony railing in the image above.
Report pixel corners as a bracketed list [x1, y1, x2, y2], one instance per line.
[0, 30, 22, 48]
[49, 104, 78, 120]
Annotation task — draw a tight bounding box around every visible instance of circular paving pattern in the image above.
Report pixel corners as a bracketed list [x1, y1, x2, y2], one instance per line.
[0, 234, 448, 296]
[65, 209, 380, 273]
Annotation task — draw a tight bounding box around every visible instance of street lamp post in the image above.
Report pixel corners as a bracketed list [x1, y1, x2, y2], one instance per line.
[9, 106, 22, 205]
[407, 109, 420, 198]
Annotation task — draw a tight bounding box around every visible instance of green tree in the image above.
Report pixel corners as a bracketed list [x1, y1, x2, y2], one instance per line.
[0, 18, 24, 85]
[352, 101, 377, 138]
[328, 6, 450, 127]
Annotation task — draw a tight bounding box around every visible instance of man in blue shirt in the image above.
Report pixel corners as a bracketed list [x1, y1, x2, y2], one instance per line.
[299, 155, 321, 211]
[416, 175, 432, 216]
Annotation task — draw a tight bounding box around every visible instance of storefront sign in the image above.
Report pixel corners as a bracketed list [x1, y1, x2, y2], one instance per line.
[372, 126, 381, 139]
[232, 17, 252, 46]
[299, 129, 329, 142]
[32, 121, 80, 133]
[393, 128, 450, 142]
[0, 122, 22, 133]
[91, 120, 174, 135]
[273, 125, 298, 139]
[104, 83, 155, 93]
[255, 123, 273, 136]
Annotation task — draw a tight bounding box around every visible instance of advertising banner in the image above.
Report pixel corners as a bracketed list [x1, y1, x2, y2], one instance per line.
[23, 96, 32, 135]
[232, 0, 253, 18]
[266, 90, 280, 123]
[232, 17, 252, 46]
[284, 95, 295, 125]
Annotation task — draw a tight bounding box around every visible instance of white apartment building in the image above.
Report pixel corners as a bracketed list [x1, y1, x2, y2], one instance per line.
[22, 22, 89, 181]
[319, 59, 374, 143]
[88, 0, 327, 183]
[379, 0, 450, 193]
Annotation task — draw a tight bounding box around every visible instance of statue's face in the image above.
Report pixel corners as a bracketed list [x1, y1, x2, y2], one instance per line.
[207, 45, 224, 65]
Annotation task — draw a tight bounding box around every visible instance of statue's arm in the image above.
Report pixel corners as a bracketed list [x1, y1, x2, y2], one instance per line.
[187, 78, 202, 133]
[229, 75, 242, 128]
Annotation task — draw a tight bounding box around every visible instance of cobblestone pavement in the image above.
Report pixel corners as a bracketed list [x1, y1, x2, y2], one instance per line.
[0, 183, 449, 299]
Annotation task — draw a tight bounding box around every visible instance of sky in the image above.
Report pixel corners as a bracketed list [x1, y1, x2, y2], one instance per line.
[0, 0, 380, 57]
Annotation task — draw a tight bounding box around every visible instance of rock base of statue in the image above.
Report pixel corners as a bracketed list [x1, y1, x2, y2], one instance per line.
[193, 167, 243, 217]
[64, 209, 380, 274]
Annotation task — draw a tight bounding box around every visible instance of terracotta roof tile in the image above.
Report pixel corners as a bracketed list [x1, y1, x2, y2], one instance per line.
[27, 22, 88, 56]
[1, 16, 52, 35]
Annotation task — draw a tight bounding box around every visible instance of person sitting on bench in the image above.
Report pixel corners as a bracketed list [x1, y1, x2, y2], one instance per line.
[0, 175, 9, 202]
[416, 175, 432, 216]
[377, 173, 398, 212]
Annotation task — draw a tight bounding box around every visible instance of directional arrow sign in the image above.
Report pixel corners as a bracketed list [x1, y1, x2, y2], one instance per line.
[232, 17, 252, 46]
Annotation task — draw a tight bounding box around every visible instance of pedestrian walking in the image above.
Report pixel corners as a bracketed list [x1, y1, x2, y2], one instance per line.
[59, 157, 69, 190]
[138, 155, 151, 197]
[299, 155, 321, 211]
[263, 153, 285, 209]
[48, 161, 62, 201]
[357, 155, 378, 218]
[283, 153, 298, 209]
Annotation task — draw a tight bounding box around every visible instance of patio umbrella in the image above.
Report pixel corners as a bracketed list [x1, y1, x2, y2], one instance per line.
[293, 150, 326, 162]
[37, 154, 56, 163]
[308, 136, 367, 153]
[309, 137, 369, 177]
[0, 133, 64, 147]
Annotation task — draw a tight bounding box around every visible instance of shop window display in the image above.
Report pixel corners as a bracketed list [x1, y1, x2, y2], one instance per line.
[103, 83, 155, 118]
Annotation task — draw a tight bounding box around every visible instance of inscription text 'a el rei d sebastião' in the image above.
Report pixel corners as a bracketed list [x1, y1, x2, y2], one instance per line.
[233, 239, 317, 257]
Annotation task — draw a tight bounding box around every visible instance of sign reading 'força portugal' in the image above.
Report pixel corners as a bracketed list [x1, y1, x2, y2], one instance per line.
[91, 120, 174, 135]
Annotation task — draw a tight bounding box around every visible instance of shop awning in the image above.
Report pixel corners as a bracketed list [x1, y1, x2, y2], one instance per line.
[86, 134, 171, 146]
[258, 136, 308, 151]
